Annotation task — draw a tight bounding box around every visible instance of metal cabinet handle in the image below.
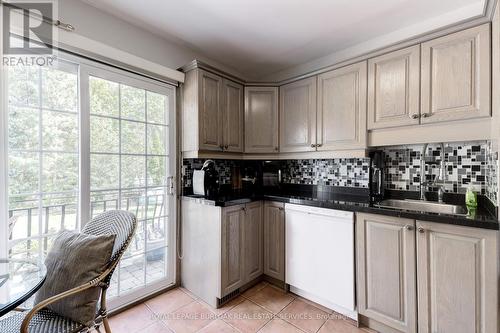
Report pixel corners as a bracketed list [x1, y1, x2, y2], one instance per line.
[411, 114, 419, 119]
[404, 225, 414, 231]
[317, 144, 323, 147]
[275, 147, 279, 151]
[418, 227, 425, 233]
[311, 144, 316, 148]
[421, 113, 431, 118]
[219, 145, 224, 151]
[224, 145, 229, 149]
[278, 207, 284, 211]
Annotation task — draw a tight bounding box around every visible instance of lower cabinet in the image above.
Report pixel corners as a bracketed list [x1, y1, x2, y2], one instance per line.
[356, 213, 417, 333]
[263, 202, 285, 281]
[221, 201, 264, 296]
[416, 221, 498, 333]
[356, 213, 498, 333]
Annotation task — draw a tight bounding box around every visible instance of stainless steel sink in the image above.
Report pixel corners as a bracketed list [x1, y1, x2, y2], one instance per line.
[375, 199, 468, 215]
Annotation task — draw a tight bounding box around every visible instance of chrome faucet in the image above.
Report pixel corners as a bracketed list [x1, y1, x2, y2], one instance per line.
[420, 143, 446, 202]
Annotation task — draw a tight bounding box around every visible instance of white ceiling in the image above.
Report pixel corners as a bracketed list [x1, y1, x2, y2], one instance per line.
[80, 0, 487, 81]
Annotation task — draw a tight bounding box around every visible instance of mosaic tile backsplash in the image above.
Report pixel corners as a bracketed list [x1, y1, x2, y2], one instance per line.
[182, 141, 498, 205]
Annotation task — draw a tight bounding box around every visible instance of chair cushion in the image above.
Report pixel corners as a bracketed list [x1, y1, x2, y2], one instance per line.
[0, 309, 84, 333]
[34, 230, 116, 327]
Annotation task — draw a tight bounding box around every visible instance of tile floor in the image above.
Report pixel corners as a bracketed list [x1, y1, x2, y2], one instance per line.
[108, 282, 376, 333]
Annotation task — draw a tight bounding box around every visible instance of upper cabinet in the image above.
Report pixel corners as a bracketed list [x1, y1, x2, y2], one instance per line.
[317, 61, 367, 150]
[182, 68, 244, 155]
[421, 24, 490, 124]
[222, 79, 244, 152]
[244, 87, 279, 153]
[279, 77, 317, 152]
[368, 45, 420, 130]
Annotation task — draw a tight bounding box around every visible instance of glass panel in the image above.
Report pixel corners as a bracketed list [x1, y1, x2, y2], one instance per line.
[147, 156, 167, 187]
[8, 195, 40, 241]
[146, 247, 167, 284]
[147, 91, 167, 125]
[90, 77, 119, 117]
[90, 190, 119, 218]
[8, 151, 39, 195]
[146, 218, 166, 250]
[121, 189, 146, 220]
[121, 155, 145, 188]
[119, 253, 145, 294]
[41, 194, 78, 236]
[91, 154, 119, 190]
[122, 120, 145, 154]
[41, 67, 78, 112]
[8, 106, 39, 150]
[42, 110, 78, 151]
[124, 220, 145, 258]
[146, 188, 168, 218]
[90, 116, 119, 153]
[108, 273, 119, 299]
[147, 124, 167, 155]
[121, 85, 145, 121]
[9, 239, 41, 261]
[42, 153, 78, 192]
[8, 66, 39, 107]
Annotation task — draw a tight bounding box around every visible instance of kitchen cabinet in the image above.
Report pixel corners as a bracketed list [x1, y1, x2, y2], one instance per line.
[181, 68, 244, 155]
[221, 204, 245, 296]
[279, 77, 317, 152]
[356, 213, 417, 333]
[317, 61, 367, 150]
[421, 24, 490, 124]
[367, 45, 420, 130]
[244, 87, 279, 153]
[243, 201, 263, 283]
[263, 201, 285, 281]
[357, 213, 498, 333]
[222, 79, 244, 152]
[181, 198, 264, 307]
[416, 221, 497, 333]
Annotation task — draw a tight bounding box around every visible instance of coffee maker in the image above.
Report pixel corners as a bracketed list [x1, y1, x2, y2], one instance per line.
[369, 150, 384, 201]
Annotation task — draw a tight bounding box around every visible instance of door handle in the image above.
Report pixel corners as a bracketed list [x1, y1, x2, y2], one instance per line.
[167, 176, 175, 196]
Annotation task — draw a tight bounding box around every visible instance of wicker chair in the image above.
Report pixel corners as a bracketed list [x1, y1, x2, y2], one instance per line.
[0, 210, 137, 333]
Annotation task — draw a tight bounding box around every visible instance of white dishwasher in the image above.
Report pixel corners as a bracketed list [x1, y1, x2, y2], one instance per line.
[285, 203, 356, 319]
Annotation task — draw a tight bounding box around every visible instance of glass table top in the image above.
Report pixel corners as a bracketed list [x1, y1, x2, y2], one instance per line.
[0, 258, 46, 317]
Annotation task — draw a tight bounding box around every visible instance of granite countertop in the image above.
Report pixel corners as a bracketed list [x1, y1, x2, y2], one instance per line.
[182, 186, 499, 230]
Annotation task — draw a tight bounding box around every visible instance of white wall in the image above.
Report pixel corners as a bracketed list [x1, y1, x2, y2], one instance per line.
[58, 0, 244, 77]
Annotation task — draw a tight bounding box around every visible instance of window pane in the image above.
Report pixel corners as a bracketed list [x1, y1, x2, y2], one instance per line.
[146, 218, 166, 249]
[90, 77, 119, 116]
[121, 155, 145, 188]
[147, 91, 167, 124]
[41, 67, 78, 112]
[122, 120, 145, 154]
[146, 247, 167, 284]
[121, 189, 146, 220]
[42, 110, 78, 151]
[42, 153, 78, 192]
[120, 253, 145, 294]
[8, 106, 39, 150]
[8, 151, 39, 195]
[147, 156, 167, 187]
[8, 66, 39, 107]
[147, 124, 167, 155]
[8, 195, 39, 240]
[121, 85, 145, 121]
[91, 116, 119, 153]
[90, 190, 119, 218]
[91, 154, 119, 190]
[41, 194, 78, 235]
[146, 188, 167, 218]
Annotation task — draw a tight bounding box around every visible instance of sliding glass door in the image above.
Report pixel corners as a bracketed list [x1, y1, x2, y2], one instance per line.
[2, 53, 176, 309]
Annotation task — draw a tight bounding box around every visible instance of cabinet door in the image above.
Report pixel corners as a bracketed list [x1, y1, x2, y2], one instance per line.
[244, 201, 263, 283]
[279, 77, 317, 152]
[416, 221, 498, 333]
[356, 213, 417, 333]
[317, 61, 367, 150]
[222, 79, 244, 152]
[421, 24, 490, 124]
[221, 205, 245, 296]
[263, 202, 285, 281]
[368, 45, 420, 129]
[198, 69, 223, 151]
[244, 87, 279, 153]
